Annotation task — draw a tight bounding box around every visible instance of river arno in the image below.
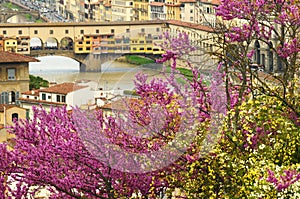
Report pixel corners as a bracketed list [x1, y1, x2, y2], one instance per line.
[30, 59, 164, 91]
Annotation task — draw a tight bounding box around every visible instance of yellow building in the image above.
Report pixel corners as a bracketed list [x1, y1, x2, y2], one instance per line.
[74, 34, 92, 53]
[3, 37, 18, 52]
[133, 0, 149, 21]
[165, 0, 181, 20]
[0, 104, 27, 143]
[0, 51, 39, 105]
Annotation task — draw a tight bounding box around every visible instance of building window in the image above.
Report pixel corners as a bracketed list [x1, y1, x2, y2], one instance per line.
[86, 47, 90, 50]
[42, 94, 46, 100]
[190, 17, 193, 21]
[50, 30, 54, 34]
[18, 30, 22, 34]
[57, 95, 60, 102]
[86, 41, 90, 44]
[126, 28, 130, 33]
[206, 7, 210, 13]
[79, 47, 83, 51]
[140, 47, 144, 51]
[62, 95, 66, 102]
[12, 113, 18, 122]
[111, 29, 115, 34]
[3, 30, 6, 34]
[7, 68, 16, 80]
[11, 91, 16, 103]
[141, 28, 145, 33]
[96, 29, 99, 33]
[156, 28, 160, 32]
[65, 29, 69, 34]
[34, 30, 38, 34]
[80, 30, 84, 34]
[0, 92, 8, 104]
[48, 96, 51, 99]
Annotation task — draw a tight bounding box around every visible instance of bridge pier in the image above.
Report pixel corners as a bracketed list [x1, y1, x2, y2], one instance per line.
[79, 63, 86, 72]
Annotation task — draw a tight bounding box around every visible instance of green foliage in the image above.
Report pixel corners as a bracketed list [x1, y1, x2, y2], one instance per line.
[29, 75, 49, 90]
[24, 14, 32, 20]
[35, 19, 44, 23]
[3, 2, 20, 10]
[166, 94, 300, 198]
[125, 55, 155, 65]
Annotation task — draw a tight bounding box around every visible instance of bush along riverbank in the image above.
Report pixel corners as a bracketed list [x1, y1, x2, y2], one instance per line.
[116, 55, 155, 65]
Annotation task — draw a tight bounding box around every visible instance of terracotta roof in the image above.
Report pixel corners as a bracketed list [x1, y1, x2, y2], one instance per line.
[200, 0, 220, 5]
[150, 2, 164, 6]
[0, 104, 20, 112]
[167, 20, 214, 32]
[21, 89, 40, 96]
[18, 98, 66, 105]
[0, 51, 39, 63]
[179, 0, 196, 2]
[100, 98, 140, 111]
[39, 82, 88, 95]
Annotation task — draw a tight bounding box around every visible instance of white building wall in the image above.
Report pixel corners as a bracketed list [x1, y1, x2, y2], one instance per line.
[66, 87, 94, 109]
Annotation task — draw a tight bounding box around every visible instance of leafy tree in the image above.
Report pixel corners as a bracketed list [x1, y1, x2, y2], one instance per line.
[29, 75, 49, 90]
[213, 0, 300, 118]
[0, 1, 299, 196]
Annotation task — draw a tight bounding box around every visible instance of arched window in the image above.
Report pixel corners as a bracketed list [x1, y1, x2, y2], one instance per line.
[1, 92, 9, 104]
[12, 113, 18, 122]
[11, 91, 16, 103]
[254, 40, 261, 64]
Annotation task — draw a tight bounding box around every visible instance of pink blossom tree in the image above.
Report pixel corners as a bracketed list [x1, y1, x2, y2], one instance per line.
[214, 0, 300, 117]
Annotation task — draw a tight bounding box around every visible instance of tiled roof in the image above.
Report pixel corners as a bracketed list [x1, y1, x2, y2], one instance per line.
[179, 0, 196, 2]
[167, 20, 214, 32]
[200, 0, 221, 5]
[0, 104, 23, 112]
[150, 2, 164, 6]
[22, 89, 40, 96]
[0, 51, 39, 63]
[39, 82, 88, 95]
[18, 98, 67, 105]
[100, 98, 140, 111]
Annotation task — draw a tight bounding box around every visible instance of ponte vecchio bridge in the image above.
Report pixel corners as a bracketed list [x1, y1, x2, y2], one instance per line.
[0, 20, 172, 71]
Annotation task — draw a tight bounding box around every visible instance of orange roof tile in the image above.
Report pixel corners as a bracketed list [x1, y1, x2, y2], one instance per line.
[100, 98, 140, 111]
[18, 98, 66, 105]
[0, 51, 39, 63]
[39, 82, 88, 95]
[0, 104, 20, 112]
[200, 0, 220, 5]
[167, 20, 214, 32]
[21, 89, 40, 96]
[150, 2, 164, 6]
[179, 0, 196, 2]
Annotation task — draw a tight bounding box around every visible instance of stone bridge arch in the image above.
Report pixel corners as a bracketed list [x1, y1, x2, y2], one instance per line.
[30, 50, 122, 72]
[0, 10, 40, 23]
[29, 50, 160, 72]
